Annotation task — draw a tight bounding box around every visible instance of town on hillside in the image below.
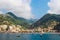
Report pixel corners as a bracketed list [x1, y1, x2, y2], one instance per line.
[0, 24, 59, 34]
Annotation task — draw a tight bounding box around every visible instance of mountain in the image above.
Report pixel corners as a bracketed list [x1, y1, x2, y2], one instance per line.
[0, 12, 35, 28]
[7, 12, 35, 24]
[7, 12, 26, 20]
[31, 14, 60, 28]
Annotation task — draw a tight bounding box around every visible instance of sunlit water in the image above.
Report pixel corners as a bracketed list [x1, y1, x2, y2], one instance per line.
[0, 33, 60, 40]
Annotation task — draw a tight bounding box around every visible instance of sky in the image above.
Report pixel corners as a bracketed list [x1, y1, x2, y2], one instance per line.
[31, 0, 50, 19]
[0, 0, 60, 19]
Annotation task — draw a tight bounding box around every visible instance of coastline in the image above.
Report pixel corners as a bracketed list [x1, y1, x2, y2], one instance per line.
[0, 24, 59, 34]
[0, 31, 60, 34]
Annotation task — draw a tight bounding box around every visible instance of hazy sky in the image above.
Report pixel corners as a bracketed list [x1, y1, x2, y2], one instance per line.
[0, 0, 60, 19]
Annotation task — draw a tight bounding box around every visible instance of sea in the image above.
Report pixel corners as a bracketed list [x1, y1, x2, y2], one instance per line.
[0, 33, 60, 40]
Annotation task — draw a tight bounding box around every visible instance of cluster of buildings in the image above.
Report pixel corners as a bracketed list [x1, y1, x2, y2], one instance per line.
[0, 25, 21, 33]
[36, 27, 56, 33]
[0, 20, 58, 34]
[0, 24, 57, 34]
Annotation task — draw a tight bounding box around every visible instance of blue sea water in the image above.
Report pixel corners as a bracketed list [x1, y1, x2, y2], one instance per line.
[0, 33, 60, 40]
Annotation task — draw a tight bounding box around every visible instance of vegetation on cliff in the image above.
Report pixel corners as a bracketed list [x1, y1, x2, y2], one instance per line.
[31, 14, 60, 29]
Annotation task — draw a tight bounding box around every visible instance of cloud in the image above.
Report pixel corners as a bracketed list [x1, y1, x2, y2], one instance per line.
[0, 0, 34, 19]
[48, 0, 60, 14]
[0, 11, 4, 14]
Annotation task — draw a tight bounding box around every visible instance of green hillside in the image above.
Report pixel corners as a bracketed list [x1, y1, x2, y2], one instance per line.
[0, 12, 34, 28]
[31, 14, 60, 28]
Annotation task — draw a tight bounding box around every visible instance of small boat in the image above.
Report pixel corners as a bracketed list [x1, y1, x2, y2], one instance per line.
[16, 35, 20, 37]
[59, 34, 60, 36]
[40, 35, 42, 37]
